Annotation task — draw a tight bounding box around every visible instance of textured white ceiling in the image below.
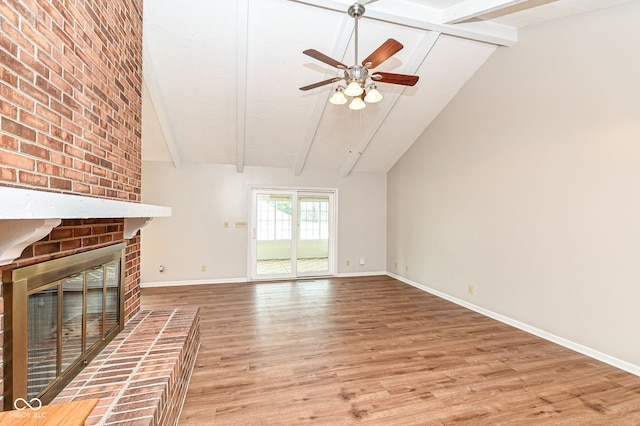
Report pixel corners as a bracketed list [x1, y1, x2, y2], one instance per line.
[142, 0, 639, 176]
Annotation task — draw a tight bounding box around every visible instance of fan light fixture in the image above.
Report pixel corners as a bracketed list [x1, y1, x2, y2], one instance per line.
[344, 81, 364, 97]
[364, 85, 383, 103]
[329, 87, 348, 105]
[348, 96, 366, 111]
[300, 3, 419, 111]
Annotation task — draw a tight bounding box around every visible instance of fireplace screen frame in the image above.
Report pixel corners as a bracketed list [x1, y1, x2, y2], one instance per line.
[3, 243, 126, 410]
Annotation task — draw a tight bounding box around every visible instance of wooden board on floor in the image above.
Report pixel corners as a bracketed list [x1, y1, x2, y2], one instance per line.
[0, 398, 98, 425]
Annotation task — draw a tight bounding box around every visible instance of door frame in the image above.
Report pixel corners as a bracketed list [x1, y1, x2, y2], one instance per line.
[248, 186, 337, 281]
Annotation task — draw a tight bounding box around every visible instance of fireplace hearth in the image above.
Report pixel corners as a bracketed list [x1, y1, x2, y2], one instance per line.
[2, 244, 126, 410]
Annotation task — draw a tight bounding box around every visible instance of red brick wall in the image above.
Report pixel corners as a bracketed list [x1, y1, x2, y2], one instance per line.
[0, 0, 143, 198]
[123, 234, 142, 321]
[0, 0, 144, 409]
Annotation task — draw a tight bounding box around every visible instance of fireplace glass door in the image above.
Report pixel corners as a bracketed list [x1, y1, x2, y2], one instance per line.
[4, 244, 125, 408]
[27, 286, 59, 398]
[61, 274, 84, 373]
[104, 262, 120, 334]
[25, 259, 122, 400]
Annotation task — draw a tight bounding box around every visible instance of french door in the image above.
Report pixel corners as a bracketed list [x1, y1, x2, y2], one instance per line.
[249, 188, 335, 280]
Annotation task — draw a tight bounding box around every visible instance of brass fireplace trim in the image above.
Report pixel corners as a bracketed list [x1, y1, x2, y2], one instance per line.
[3, 243, 126, 410]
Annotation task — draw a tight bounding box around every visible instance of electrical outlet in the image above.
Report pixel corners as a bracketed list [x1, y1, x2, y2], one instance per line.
[468, 284, 475, 295]
[201, 265, 207, 272]
[359, 257, 365, 265]
[346, 260, 350, 266]
[405, 265, 408, 273]
[223, 221, 229, 228]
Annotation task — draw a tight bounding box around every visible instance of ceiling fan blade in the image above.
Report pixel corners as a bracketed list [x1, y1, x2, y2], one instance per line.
[371, 72, 419, 86]
[303, 49, 347, 69]
[362, 39, 403, 68]
[299, 77, 342, 91]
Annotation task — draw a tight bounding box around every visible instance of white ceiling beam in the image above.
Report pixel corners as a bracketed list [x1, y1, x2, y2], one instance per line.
[340, 31, 440, 177]
[236, 0, 249, 173]
[290, 0, 517, 46]
[293, 15, 353, 176]
[142, 44, 182, 169]
[440, 0, 529, 25]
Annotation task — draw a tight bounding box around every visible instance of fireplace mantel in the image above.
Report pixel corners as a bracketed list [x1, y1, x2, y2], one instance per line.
[0, 187, 171, 266]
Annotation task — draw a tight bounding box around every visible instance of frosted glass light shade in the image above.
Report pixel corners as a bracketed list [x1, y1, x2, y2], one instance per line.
[344, 81, 364, 97]
[348, 97, 366, 110]
[329, 89, 348, 105]
[364, 87, 383, 103]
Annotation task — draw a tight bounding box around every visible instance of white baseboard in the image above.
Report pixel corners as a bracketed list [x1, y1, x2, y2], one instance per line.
[336, 270, 388, 278]
[387, 272, 640, 377]
[142, 271, 387, 288]
[141, 277, 247, 288]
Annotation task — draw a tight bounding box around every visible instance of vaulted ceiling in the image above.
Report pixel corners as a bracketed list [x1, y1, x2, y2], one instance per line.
[142, 0, 636, 176]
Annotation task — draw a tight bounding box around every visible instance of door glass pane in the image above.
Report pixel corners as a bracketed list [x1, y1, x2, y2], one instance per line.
[27, 286, 58, 399]
[61, 274, 84, 371]
[298, 195, 330, 274]
[105, 261, 120, 334]
[256, 194, 292, 275]
[86, 266, 104, 348]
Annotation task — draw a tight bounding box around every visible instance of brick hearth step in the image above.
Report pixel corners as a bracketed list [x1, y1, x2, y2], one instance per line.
[53, 308, 200, 425]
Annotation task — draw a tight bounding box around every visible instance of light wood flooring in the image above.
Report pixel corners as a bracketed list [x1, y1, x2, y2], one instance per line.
[141, 276, 640, 425]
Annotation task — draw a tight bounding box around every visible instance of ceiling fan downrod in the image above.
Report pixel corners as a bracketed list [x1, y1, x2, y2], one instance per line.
[348, 3, 365, 65]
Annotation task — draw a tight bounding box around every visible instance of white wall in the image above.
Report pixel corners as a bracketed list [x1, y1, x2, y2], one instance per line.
[141, 162, 386, 283]
[387, 3, 640, 369]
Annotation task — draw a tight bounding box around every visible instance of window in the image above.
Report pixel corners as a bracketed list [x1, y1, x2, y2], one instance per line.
[299, 198, 329, 240]
[256, 195, 291, 240]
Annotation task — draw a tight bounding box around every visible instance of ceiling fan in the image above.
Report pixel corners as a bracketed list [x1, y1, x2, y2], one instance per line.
[299, 2, 419, 110]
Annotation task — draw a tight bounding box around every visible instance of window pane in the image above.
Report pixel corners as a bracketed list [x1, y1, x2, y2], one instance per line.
[256, 194, 293, 275]
[299, 198, 329, 241]
[257, 195, 291, 241]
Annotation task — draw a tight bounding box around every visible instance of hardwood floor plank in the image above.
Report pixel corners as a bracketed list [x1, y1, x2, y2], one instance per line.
[141, 276, 640, 425]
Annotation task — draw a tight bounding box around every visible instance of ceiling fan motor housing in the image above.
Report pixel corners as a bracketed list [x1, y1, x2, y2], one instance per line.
[345, 65, 369, 86]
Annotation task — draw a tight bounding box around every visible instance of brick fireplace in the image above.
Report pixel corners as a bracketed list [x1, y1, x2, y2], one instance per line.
[0, 0, 160, 412]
